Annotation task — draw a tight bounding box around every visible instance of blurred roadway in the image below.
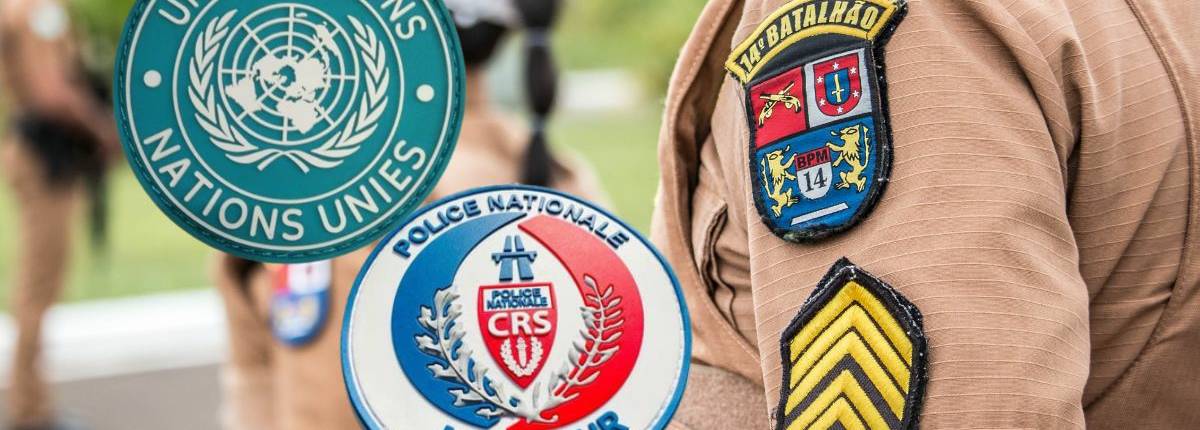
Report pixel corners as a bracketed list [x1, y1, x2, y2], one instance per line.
[0, 291, 226, 429]
[0, 365, 220, 430]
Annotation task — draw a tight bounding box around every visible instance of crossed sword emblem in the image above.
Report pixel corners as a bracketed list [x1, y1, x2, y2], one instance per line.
[758, 82, 802, 127]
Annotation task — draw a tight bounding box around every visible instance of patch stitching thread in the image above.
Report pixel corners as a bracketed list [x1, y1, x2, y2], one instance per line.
[775, 258, 927, 430]
[725, 0, 902, 84]
[729, 0, 907, 242]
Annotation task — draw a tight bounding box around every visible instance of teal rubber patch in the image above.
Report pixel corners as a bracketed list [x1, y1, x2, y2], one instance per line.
[114, 0, 464, 263]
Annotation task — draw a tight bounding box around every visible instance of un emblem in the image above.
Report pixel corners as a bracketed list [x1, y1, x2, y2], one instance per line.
[115, 0, 463, 262]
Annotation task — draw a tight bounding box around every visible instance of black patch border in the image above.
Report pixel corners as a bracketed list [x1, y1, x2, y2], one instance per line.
[740, 1, 908, 243]
[774, 257, 927, 430]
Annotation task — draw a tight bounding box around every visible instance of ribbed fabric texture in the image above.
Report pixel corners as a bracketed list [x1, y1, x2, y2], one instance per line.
[654, 0, 1196, 428]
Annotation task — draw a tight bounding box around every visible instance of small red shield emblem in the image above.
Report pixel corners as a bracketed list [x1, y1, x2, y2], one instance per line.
[476, 283, 558, 388]
[811, 52, 864, 118]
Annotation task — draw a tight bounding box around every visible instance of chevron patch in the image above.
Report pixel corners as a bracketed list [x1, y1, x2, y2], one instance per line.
[775, 258, 926, 430]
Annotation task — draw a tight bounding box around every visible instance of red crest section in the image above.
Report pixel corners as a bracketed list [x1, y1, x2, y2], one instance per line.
[812, 52, 863, 117]
[751, 66, 809, 148]
[514, 215, 645, 430]
[477, 283, 558, 389]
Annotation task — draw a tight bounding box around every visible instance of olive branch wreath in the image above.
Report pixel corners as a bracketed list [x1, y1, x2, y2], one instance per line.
[416, 275, 624, 424]
[188, 12, 388, 173]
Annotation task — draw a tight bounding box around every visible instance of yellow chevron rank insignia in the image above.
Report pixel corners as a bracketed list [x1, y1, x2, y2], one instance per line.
[775, 258, 926, 430]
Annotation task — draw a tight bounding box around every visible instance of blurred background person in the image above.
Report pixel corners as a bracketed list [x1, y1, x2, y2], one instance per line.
[211, 0, 608, 428]
[0, 0, 118, 428]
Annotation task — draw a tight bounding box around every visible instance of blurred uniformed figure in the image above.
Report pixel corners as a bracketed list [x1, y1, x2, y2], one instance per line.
[655, 0, 1199, 429]
[0, 0, 117, 429]
[211, 0, 608, 428]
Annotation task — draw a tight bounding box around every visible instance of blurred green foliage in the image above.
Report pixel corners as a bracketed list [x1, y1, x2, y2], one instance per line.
[0, 167, 214, 309]
[66, 0, 135, 78]
[557, 0, 705, 92]
[63, 0, 706, 91]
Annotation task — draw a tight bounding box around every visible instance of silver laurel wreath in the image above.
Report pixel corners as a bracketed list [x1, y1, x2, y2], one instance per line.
[188, 12, 388, 173]
[417, 287, 538, 421]
[548, 274, 624, 405]
[416, 278, 624, 424]
[500, 336, 545, 378]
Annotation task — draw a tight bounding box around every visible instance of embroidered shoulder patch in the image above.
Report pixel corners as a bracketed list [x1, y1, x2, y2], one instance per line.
[728, 0, 906, 242]
[776, 258, 926, 430]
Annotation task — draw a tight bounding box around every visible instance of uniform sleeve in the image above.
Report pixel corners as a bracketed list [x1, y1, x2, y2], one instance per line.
[727, 1, 1090, 428]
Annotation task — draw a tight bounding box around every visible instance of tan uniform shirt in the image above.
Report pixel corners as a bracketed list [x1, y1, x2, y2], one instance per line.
[655, 0, 1199, 428]
[214, 72, 610, 430]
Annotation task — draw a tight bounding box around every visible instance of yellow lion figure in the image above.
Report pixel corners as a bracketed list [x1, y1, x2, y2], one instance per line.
[760, 146, 798, 217]
[826, 124, 870, 192]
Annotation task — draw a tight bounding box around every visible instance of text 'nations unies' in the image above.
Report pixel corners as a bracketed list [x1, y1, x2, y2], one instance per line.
[140, 129, 427, 242]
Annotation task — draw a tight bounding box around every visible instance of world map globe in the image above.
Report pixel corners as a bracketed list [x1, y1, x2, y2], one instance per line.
[217, 5, 360, 147]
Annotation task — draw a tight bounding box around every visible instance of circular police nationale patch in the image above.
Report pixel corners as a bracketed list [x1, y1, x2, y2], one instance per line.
[115, 0, 463, 262]
[342, 186, 691, 430]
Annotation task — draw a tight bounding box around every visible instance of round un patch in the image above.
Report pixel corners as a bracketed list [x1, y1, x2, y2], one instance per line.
[115, 0, 463, 262]
[342, 186, 691, 429]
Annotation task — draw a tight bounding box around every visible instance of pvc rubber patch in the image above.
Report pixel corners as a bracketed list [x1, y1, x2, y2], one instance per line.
[114, 0, 464, 262]
[342, 186, 691, 430]
[776, 258, 926, 430]
[727, 0, 906, 242]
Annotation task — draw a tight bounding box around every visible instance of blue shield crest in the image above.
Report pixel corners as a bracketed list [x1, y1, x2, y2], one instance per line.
[729, 1, 907, 242]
